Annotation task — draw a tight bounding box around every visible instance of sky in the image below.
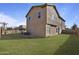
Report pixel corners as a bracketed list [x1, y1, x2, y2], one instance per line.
[0, 3, 79, 28]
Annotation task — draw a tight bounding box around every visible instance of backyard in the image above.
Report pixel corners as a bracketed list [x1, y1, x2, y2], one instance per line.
[0, 34, 79, 55]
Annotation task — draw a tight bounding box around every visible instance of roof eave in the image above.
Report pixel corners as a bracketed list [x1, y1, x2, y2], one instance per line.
[59, 16, 65, 22]
[25, 3, 66, 22]
[25, 4, 55, 17]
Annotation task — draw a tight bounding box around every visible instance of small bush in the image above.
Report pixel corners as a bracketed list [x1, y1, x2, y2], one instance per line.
[72, 29, 79, 36]
[62, 30, 73, 34]
[21, 32, 31, 35]
[62, 28, 79, 36]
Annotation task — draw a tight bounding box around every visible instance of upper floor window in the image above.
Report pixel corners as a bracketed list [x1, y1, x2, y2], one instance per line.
[27, 16, 31, 21]
[38, 12, 41, 18]
[51, 15, 55, 21]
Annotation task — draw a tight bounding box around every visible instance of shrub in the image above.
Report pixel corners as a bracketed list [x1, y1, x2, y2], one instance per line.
[21, 32, 31, 35]
[62, 29, 73, 34]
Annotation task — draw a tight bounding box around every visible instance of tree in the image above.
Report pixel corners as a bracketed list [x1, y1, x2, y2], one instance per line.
[7, 27, 13, 30]
[71, 24, 77, 30]
[18, 25, 26, 33]
[71, 24, 79, 35]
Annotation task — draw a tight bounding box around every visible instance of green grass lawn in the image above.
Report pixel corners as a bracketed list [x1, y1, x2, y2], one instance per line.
[0, 34, 79, 55]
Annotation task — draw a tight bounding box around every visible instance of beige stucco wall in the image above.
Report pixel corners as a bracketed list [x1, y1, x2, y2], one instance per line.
[27, 6, 47, 37]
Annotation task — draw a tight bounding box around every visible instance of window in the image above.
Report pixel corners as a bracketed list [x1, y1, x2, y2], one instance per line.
[51, 15, 55, 21]
[27, 16, 31, 21]
[38, 12, 41, 18]
[56, 27, 61, 34]
[49, 27, 51, 34]
[56, 27, 58, 32]
[28, 16, 31, 20]
[46, 25, 51, 34]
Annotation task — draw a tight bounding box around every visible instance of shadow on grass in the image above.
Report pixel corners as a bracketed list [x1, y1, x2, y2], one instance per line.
[1, 34, 45, 40]
[54, 34, 79, 55]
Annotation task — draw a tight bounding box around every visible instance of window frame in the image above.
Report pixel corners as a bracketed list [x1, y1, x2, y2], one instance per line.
[51, 15, 55, 21]
[27, 16, 31, 21]
[38, 12, 41, 19]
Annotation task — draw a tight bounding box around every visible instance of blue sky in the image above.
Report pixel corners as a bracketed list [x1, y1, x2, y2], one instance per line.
[0, 3, 79, 28]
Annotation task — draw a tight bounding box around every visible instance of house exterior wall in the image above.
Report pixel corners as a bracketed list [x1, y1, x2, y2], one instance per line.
[61, 20, 65, 30]
[46, 24, 57, 36]
[27, 6, 47, 37]
[46, 6, 60, 25]
[46, 6, 60, 36]
[46, 6, 65, 36]
[26, 4, 65, 37]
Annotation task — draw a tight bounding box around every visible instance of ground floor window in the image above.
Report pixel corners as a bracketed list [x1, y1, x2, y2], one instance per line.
[46, 25, 53, 35]
[56, 27, 61, 34]
[46, 27, 50, 34]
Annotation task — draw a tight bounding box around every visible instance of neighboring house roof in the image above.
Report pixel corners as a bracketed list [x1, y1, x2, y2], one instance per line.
[25, 3, 65, 22]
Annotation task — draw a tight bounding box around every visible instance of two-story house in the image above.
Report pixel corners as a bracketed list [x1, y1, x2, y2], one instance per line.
[26, 4, 65, 37]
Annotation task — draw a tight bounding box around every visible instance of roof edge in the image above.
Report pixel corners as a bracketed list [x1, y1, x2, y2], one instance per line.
[25, 3, 55, 17]
[25, 3, 65, 22]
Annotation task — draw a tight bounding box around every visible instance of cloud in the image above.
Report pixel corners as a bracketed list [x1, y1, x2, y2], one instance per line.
[74, 16, 78, 20]
[73, 15, 79, 24]
[0, 12, 25, 27]
[59, 8, 68, 17]
[17, 20, 26, 26]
